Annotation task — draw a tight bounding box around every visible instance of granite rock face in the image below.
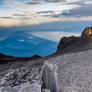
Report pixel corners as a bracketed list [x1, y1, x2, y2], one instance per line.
[0, 58, 43, 92]
[42, 89, 51, 92]
[56, 27, 92, 54]
[81, 27, 92, 40]
[19, 83, 41, 92]
[42, 49, 92, 92]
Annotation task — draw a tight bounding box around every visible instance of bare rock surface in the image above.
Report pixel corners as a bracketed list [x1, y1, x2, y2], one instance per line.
[42, 89, 51, 92]
[81, 27, 92, 40]
[0, 59, 43, 92]
[42, 49, 92, 92]
[56, 27, 92, 54]
[19, 83, 41, 92]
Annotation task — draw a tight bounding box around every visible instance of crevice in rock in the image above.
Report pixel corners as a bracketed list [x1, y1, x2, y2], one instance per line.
[41, 64, 57, 92]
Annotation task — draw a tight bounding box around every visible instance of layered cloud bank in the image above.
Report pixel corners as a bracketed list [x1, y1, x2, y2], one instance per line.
[0, 0, 92, 27]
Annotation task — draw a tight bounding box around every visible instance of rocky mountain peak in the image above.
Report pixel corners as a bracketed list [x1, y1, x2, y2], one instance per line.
[81, 27, 92, 40]
[56, 27, 92, 54]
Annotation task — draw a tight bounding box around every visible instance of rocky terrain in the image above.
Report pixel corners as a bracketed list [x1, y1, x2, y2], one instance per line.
[0, 58, 44, 92]
[0, 27, 92, 92]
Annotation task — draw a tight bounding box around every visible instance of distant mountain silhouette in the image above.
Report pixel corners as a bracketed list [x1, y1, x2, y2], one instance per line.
[0, 53, 41, 64]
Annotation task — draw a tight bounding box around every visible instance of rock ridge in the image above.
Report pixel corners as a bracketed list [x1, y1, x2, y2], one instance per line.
[56, 27, 92, 54]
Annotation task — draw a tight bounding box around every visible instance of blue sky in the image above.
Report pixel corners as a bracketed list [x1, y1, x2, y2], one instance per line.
[0, 0, 92, 27]
[0, 0, 3, 5]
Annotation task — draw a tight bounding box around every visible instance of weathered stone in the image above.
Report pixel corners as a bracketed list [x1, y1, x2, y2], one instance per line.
[42, 89, 51, 92]
[42, 49, 92, 92]
[0, 86, 15, 92]
[19, 83, 41, 92]
[0, 57, 43, 92]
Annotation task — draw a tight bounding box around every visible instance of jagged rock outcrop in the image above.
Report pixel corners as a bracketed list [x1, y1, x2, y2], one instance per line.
[0, 56, 43, 92]
[56, 27, 92, 54]
[42, 49, 92, 92]
[81, 27, 92, 40]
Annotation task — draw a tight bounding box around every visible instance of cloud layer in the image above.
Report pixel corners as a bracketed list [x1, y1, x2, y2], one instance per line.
[61, 0, 92, 17]
[0, 0, 92, 27]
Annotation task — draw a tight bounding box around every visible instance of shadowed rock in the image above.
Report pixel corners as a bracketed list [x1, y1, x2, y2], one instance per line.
[56, 27, 92, 54]
[0, 53, 41, 64]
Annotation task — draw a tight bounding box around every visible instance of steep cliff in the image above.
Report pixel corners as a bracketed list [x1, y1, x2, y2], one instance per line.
[56, 27, 92, 54]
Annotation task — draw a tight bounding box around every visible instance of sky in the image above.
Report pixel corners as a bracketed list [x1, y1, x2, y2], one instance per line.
[0, 0, 92, 27]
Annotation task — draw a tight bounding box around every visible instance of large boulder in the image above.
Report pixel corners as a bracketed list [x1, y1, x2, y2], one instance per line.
[42, 49, 92, 92]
